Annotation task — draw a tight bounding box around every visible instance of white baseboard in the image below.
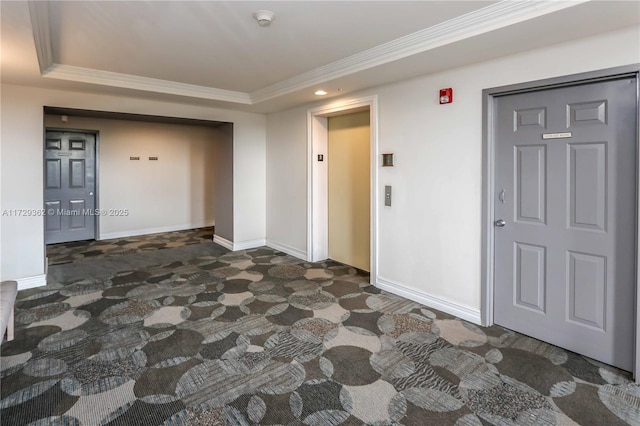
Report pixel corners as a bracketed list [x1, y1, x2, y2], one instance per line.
[213, 234, 233, 250]
[16, 274, 47, 291]
[233, 239, 266, 251]
[99, 221, 214, 240]
[376, 276, 482, 325]
[266, 240, 307, 260]
[213, 236, 267, 252]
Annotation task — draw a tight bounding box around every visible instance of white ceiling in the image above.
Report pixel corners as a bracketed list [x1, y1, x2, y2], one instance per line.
[2, 1, 639, 113]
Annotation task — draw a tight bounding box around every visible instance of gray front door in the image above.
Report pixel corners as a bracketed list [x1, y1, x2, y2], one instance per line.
[44, 131, 96, 244]
[494, 77, 637, 371]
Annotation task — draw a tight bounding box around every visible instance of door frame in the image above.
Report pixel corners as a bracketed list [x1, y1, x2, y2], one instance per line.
[481, 64, 640, 379]
[43, 127, 100, 244]
[307, 95, 379, 283]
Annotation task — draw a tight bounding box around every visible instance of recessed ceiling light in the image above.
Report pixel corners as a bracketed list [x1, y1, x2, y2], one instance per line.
[315, 90, 327, 96]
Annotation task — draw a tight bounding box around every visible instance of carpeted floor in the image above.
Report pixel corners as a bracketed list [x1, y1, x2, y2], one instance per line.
[46, 227, 214, 266]
[2, 243, 639, 425]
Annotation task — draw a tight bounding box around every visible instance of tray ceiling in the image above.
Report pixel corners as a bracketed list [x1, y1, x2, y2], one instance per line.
[2, 1, 638, 113]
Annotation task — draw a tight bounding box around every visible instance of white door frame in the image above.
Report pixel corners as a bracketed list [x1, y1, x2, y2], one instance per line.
[481, 65, 640, 379]
[307, 95, 379, 283]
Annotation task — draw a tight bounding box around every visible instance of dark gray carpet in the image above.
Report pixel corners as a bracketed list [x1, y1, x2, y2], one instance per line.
[46, 227, 214, 266]
[47, 242, 227, 285]
[2, 246, 639, 425]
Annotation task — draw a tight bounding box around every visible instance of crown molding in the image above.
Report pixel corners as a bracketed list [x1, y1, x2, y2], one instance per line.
[43, 64, 252, 104]
[27, 0, 250, 104]
[250, 0, 588, 103]
[27, 0, 54, 73]
[28, 0, 587, 106]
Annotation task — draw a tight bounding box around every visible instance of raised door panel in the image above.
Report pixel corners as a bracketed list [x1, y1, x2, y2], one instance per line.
[514, 242, 546, 313]
[46, 159, 62, 189]
[69, 159, 86, 188]
[567, 100, 607, 127]
[45, 201, 61, 231]
[567, 251, 606, 331]
[515, 145, 546, 224]
[514, 107, 546, 131]
[568, 143, 607, 231]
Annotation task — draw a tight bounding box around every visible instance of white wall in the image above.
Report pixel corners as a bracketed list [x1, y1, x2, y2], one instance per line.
[266, 107, 308, 254]
[266, 26, 640, 321]
[43, 115, 232, 239]
[1, 84, 266, 284]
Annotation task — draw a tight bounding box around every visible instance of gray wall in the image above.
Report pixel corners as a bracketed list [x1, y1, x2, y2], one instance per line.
[212, 123, 234, 241]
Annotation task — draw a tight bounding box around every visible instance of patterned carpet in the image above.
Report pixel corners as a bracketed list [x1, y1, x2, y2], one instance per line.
[46, 227, 214, 265]
[2, 244, 639, 425]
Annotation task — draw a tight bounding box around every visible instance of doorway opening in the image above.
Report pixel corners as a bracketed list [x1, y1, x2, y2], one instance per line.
[328, 110, 371, 271]
[307, 96, 378, 283]
[42, 107, 233, 267]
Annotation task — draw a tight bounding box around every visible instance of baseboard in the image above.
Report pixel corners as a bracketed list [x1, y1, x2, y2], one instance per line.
[213, 234, 233, 251]
[16, 274, 47, 291]
[266, 240, 307, 260]
[99, 221, 214, 240]
[213, 236, 267, 252]
[233, 239, 266, 251]
[376, 276, 482, 325]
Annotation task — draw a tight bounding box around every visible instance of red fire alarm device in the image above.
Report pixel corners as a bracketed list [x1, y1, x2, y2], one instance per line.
[439, 88, 453, 104]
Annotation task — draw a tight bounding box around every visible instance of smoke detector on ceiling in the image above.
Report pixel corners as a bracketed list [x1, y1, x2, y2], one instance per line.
[253, 10, 275, 27]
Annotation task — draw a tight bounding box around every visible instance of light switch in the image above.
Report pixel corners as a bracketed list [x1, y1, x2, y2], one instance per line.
[385, 185, 392, 206]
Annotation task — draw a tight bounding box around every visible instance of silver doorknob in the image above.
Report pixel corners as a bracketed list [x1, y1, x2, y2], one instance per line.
[495, 219, 506, 227]
[89, 192, 94, 196]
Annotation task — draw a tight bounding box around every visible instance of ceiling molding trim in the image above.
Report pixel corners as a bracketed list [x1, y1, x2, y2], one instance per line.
[27, 0, 54, 73]
[250, 0, 588, 103]
[43, 64, 253, 104]
[29, 0, 587, 105]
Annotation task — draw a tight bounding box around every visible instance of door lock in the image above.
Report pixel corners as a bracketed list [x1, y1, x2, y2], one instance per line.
[495, 219, 506, 227]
